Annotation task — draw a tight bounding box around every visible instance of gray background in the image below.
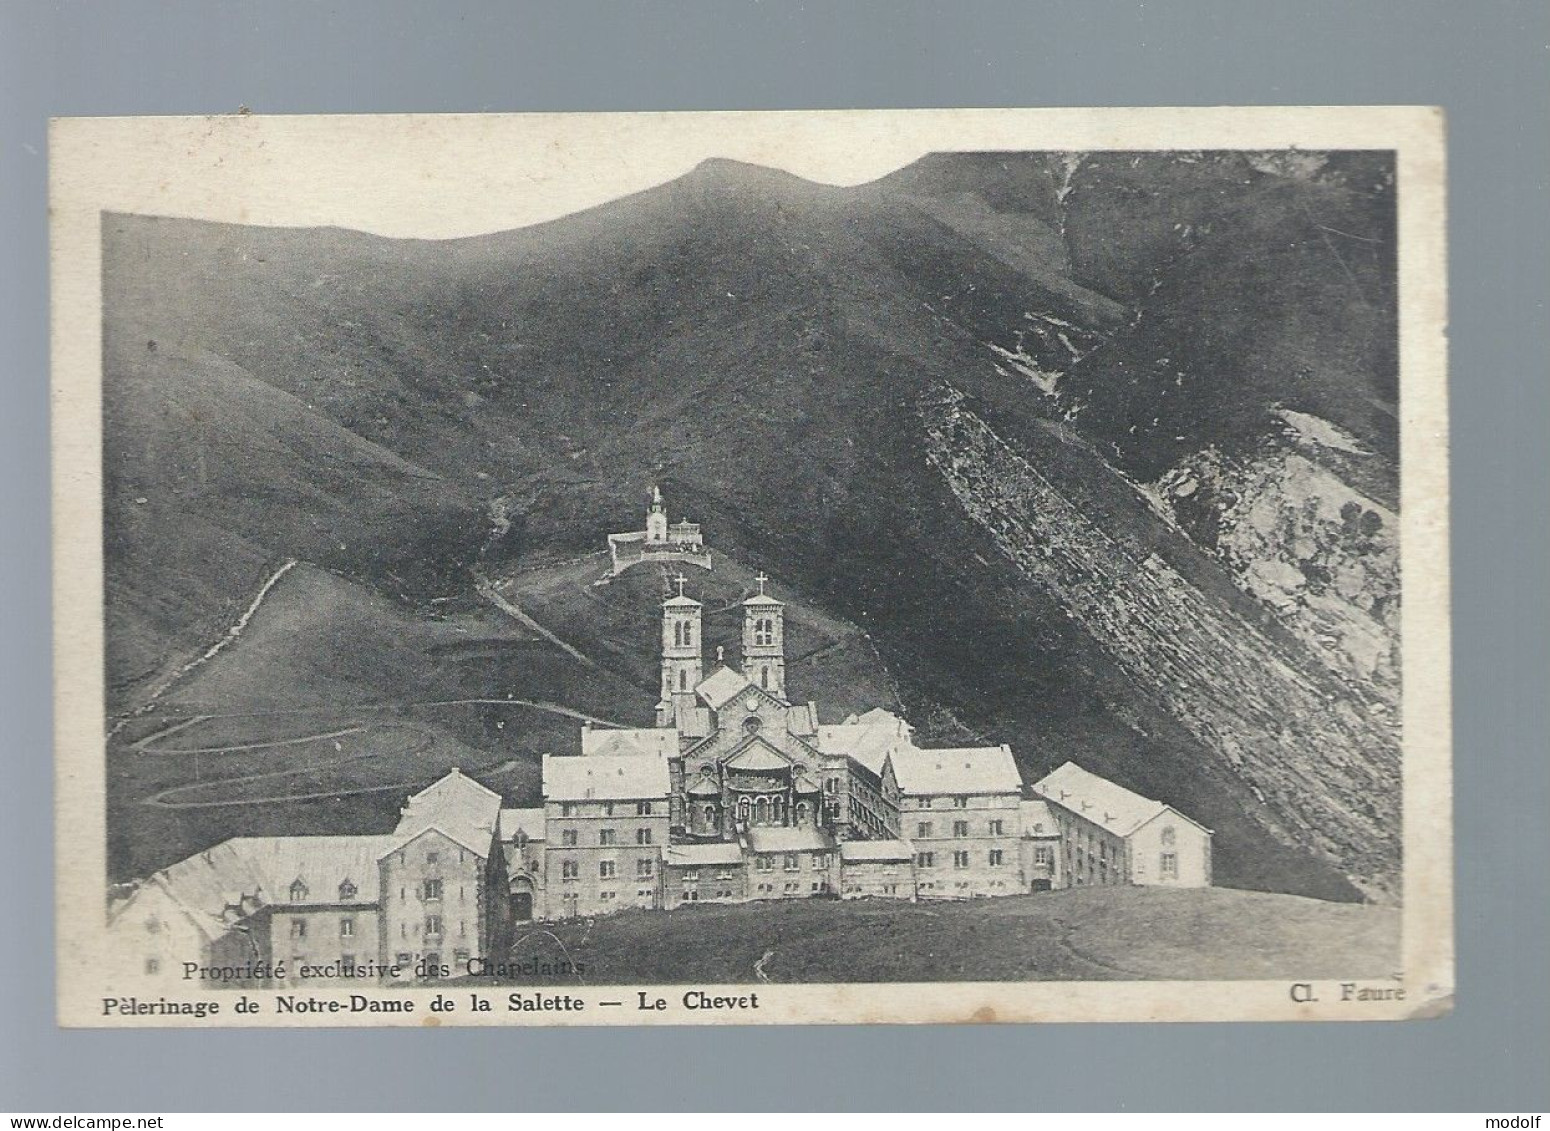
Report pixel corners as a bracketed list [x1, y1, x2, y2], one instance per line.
[1, 0, 1545, 1113]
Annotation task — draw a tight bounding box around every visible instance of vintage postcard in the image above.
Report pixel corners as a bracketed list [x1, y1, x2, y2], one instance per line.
[50, 108, 1450, 1027]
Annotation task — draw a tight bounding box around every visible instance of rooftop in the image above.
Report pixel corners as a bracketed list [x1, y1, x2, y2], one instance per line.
[1032, 762, 1206, 837]
[581, 727, 679, 759]
[746, 826, 834, 854]
[392, 769, 504, 858]
[543, 753, 670, 802]
[499, 807, 547, 842]
[695, 666, 752, 711]
[886, 745, 1023, 797]
[1019, 799, 1058, 837]
[817, 708, 915, 776]
[664, 843, 746, 867]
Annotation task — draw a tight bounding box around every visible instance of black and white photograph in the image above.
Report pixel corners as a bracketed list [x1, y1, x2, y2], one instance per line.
[49, 108, 1450, 1026]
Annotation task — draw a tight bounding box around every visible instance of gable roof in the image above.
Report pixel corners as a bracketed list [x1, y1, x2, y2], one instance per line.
[543, 753, 670, 801]
[695, 666, 751, 710]
[499, 807, 547, 842]
[118, 833, 398, 941]
[231, 835, 397, 905]
[817, 709, 915, 776]
[723, 735, 795, 773]
[581, 726, 679, 759]
[885, 745, 1023, 796]
[1020, 799, 1058, 837]
[391, 769, 503, 857]
[1031, 762, 1205, 837]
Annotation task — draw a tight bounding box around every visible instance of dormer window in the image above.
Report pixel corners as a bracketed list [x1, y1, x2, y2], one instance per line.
[289, 880, 308, 902]
[338, 879, 358, 901]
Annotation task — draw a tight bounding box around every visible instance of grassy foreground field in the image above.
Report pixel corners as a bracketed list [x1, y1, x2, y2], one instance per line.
[482, 886, 1399, 986]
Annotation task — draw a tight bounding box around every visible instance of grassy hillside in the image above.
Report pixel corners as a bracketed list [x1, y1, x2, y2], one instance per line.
[102, 151, 1398, 901]
[476, 886, 1398, 985]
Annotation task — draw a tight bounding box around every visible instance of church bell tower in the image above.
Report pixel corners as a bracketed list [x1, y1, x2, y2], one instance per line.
[741, 572, 786, 701]
[661, 574, 703, 716]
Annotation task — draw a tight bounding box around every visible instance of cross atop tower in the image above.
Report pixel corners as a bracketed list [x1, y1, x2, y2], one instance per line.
[755, 571, 768, 596]
[674, 573, 688, 598]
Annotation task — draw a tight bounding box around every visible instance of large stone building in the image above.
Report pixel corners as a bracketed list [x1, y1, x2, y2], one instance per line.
[521, 555, 1215, 920]
[109, 499, 1213, 983]
[107, 770, 512, 988]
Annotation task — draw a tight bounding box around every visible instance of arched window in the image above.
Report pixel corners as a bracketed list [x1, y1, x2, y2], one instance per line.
[289, 880, 307, 902]
[754, 617, 775, 647]
[795, 802, 809, 825]
[754, 797, 769, 825]
[703, 805, 717, 829]
[772, 796, 785, 823]
[338, 879, 357, 902]
[737, 796, 751, 823]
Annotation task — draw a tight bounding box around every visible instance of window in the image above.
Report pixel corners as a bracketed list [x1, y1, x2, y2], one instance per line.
[988, 819, 1004, 836]
[561, 829, 578, 847]
[754, 617, 774, 646]
[426, 852, 439, 865]
[1161, 826, 1176, 846]
[424, 916, 443, 937]
[953, 851, 970, 869]
[756, 856, 773, 872]
[396, 953, 412, 967]
[599, 860, 617, 879]
[679, 670, 688, 691]
[561, 802, 575, 817]
[422, 879, 443, 901]
[988, 850, 1004, 866]
[637, 858, 654, 878]
[603, 802, 616, 817]
[636, 828, 652, 845]
[342, 954, 356, 972]
[340, 918, 355, 938]
[1033, 846, 1053, 866]
[599, 828, 617, 847]
[144, 958, 159, 975]
[915, 852, 934, 868]
[288, 880, 308, 902]
[784, 853, 799, 871]
[811, 852, 826, 869]
[916, 821, 933, 838]
[1161, 852, 1178, 879]
[338, 880, 357, 901]
[953, 820, 969, 838]
[795, 802, 809, 824]
[636, 801, 653, 816]
[454, 950, 469, 968]
[561, 860, 579, 880]
[953, 796, 969, 808]
[290, 919, 307, 939]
